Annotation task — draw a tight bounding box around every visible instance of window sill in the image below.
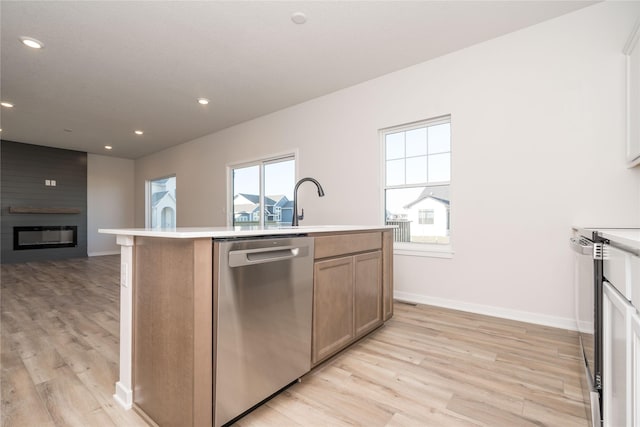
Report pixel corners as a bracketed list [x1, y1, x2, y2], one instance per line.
[393, 244, 453, 259]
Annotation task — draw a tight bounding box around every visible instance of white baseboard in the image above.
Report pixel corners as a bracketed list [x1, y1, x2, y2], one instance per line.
[113, 382, 133, 409]
[394, 291, 578, 331]
[88, 250, 120, 257]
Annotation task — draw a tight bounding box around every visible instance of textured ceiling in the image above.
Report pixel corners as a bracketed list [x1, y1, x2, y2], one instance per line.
[1, 1, 596, 159]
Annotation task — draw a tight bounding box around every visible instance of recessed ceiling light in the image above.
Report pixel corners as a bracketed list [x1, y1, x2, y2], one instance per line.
[134, 130, 144, 135]
[197, 98, 210, 105]
[19, 36, 44, 49]
[1, 102, 14, 108]
[104, 145, 113, 150]
[291, 12, 307, 25]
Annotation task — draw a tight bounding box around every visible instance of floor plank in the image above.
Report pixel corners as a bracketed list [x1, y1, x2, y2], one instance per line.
[1, 256, 149, 427]
[1, 256, 588, 426]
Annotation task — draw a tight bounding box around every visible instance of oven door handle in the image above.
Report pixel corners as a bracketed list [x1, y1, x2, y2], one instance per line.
[570, 237, 593, 255]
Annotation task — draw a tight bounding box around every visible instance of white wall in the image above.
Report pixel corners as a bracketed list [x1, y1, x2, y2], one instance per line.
[134, 2, 640, 328]
[88, 154, 135, 255]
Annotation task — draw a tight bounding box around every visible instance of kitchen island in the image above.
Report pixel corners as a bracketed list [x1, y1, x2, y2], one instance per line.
[99, 225, 394, 427]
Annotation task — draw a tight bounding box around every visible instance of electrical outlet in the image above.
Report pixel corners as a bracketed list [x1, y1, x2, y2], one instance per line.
[51, 180, 56, 186]
[45, 179, 51, 186]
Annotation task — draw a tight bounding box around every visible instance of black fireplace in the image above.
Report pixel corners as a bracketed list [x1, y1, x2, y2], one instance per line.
[13, 226, 78, 250]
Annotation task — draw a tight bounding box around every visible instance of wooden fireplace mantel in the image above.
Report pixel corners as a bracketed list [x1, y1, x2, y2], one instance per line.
[8, 206, 82, 214]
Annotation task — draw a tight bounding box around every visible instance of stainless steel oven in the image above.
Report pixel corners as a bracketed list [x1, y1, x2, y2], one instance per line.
[571, 229, 604, 427]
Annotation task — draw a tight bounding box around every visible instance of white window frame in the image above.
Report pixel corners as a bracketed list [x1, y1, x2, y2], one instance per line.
[380, 116, 453, 258]
[227, 151, 297, 227]
[145, 174, 177, 228]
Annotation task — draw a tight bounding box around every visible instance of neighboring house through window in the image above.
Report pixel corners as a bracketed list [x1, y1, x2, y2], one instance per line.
[148, 175, 176, 228]
[230, 155, 295, 226]
[382, 116, 451, 253]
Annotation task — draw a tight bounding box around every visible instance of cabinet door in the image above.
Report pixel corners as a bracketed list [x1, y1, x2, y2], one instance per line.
[626, 20, 640, 167]
[312, 256, 354, 364]
[603, 282, 632, 427]
[354, 251, 382, 337]
[632, 311, 640, 427]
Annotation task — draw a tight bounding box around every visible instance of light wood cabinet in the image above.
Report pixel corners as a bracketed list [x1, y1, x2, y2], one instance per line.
[312, 256, 355, 364]
[312, 231, 387, 365]
[314, 232, 381, 259]
[354, 251, 382, 336]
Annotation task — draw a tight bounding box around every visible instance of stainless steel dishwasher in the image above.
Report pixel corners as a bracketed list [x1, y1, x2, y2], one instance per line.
[214, 235, 314, 427]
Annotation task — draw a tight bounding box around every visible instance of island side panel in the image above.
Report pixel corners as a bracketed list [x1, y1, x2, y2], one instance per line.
[193, 238, 213, 427]
[211, 240, 221, 426]
[382, 230, 394, 321]
[133, 237, 212, 427]
[114, 234, 135, 408]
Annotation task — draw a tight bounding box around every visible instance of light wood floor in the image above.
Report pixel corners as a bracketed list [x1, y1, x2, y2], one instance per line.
[1, 255, 588, 427]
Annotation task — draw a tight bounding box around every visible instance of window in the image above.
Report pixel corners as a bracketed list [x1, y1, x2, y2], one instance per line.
[148, 175, 176, 228]
[230, 155, 295, 227]
[418, 209, 434, 225]
[382, 117, 451, 251]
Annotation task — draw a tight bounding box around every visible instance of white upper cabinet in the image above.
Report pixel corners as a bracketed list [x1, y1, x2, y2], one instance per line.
[625, 19, 640, 167]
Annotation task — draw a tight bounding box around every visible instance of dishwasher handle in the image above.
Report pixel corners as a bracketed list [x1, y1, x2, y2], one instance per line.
[228, 245, 309, 267]
[569, 237, 593, 255]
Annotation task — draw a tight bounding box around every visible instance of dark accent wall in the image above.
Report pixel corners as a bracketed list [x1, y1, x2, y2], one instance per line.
[1, 140, 88, 263]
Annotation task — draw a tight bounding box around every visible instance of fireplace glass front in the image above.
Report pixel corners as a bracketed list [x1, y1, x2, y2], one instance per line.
[14, 226, 78, 250]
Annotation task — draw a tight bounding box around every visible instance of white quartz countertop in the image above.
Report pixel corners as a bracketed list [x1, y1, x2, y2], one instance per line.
[596, 229, 640, 250]
[578, 227, 640, 251]
[99, 225, 395, 239]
